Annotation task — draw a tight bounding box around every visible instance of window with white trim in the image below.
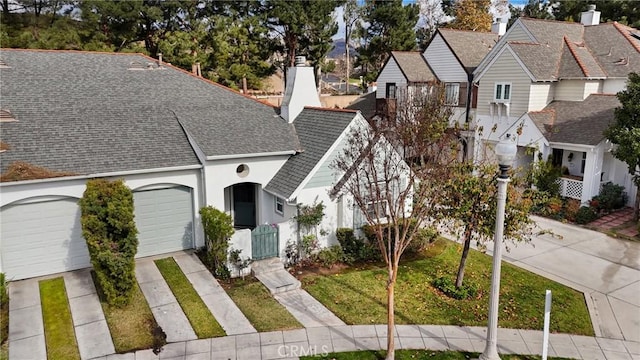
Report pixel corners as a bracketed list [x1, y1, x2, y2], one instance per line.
[494, 82, 511, 102]
[365, 181, 389, 220]
[275, 197, 284, 215]
[445, 83, 460, 106]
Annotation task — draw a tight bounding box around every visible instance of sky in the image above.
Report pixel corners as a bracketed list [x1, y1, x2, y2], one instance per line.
[333, 0, 529, 40]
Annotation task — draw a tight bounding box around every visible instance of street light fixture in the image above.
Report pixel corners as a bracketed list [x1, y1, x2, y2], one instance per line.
[480, 134, 518, 360]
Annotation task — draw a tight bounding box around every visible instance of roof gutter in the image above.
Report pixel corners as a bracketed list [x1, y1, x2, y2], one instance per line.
[0, 164, 203, 187]
[206, 150, 297, 161]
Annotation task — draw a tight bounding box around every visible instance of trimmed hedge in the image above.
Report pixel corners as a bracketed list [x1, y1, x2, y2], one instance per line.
[79, 179, 138, 307]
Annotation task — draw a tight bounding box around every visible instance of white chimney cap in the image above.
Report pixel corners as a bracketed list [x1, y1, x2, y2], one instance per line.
[295, 56, 307, 66]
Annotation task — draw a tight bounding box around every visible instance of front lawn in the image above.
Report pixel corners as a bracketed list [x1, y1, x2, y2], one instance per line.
[301, 238, 593, 335]
[154, 258, 225, 338]
[302, 350, 572, 360]
[99, 280, 160, 353]
[39, 277, 80, 360]
[222, 277, 303, 332]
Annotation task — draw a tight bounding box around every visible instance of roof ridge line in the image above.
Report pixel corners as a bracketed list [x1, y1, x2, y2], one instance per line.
[563, 36, 590, 77]
[613, 22, 640, 54]
[304, 106, 358, 113]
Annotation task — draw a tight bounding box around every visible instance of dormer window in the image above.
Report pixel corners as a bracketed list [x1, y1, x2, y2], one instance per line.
[494, 82, 511, 103]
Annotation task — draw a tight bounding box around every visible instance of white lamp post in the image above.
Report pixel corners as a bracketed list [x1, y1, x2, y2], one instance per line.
[480, 134, 518, 360]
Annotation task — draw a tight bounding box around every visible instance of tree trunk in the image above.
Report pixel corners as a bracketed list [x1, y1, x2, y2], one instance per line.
[455, 225, 473, 288]
[386, 273, 395, 360]
[242, 77, 248, 94]
[345, 27, 350, 95]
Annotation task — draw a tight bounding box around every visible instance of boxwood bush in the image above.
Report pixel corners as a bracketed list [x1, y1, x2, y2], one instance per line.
[79, 179, 138, 307]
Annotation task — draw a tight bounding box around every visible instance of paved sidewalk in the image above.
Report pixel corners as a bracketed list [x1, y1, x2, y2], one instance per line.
[97, 324, 639, 360]
[274, 289, 346, 328]
[7, 279, 45, 360]
[481, 216, 640, 343]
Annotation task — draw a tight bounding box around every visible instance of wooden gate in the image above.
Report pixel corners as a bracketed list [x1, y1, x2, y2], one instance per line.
[251, 225, 279, 260]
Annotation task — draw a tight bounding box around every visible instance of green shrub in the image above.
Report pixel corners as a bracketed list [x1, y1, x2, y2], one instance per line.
[199, 206, 234, 279]
[432, 276, 477, 300]
[0, 273, 7, 306]
[79, 179, 138, 307]
[313, 245, 345, 268]
[592, 182, 627, 213]
[529, 159, 561, 197]
[362, 221, 438, 254]
[575, 206, 598, 224]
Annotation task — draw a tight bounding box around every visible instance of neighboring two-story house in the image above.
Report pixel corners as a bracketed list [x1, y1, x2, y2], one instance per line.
[473, 6, 640, 205]
[371, 29, 499, 160]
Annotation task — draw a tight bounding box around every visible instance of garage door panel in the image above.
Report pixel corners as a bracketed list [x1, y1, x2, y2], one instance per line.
[134, 187, 194, 258]
[1, 199, 90, 280]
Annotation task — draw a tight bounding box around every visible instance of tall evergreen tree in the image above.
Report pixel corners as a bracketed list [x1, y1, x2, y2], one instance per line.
[357, 0, 419, 82]
[552, 0, 640, 28]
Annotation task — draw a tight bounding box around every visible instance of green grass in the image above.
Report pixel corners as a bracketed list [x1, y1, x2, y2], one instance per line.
[302, 350, 572, 359]
[154, 258, 225, 338]
[99, 279, 158, 353]
[39, 277, 80, 360]
[302, 238, 594, 335]
[223, 277, 303, 332]
[0, 274, 7, 360]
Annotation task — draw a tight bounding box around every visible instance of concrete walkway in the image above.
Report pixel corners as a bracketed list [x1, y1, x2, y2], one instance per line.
[486, 216, 640, 343]
[173, 253, 256, 335]
[103, 324, 639, 360]
[136, 259, 198, 342]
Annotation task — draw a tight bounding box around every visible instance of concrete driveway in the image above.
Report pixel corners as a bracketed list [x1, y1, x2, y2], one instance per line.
[495, 216, 640, 342]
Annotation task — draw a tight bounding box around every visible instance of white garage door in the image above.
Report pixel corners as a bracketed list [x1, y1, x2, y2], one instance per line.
[1, 198, 90, 281]
[134, 186, 194, 258]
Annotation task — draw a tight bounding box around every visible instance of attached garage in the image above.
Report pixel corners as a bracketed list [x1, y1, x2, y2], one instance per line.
[134, 186, 195, 258]
[0, 197, 90, 281]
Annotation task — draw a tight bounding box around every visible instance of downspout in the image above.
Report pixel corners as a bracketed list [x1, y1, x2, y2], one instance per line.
[296, 203, 301, 261]
[464, 71, 474, 161]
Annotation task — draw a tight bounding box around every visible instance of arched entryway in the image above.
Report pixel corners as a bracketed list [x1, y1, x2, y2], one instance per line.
[225, 182, 259, 229]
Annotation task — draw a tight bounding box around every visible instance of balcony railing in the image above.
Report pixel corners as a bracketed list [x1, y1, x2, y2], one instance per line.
[557, 177, 583, 200]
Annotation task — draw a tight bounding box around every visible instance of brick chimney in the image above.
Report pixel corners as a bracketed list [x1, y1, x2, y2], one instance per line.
[581, 4, 600, 26]
[281, 56, 321, 123]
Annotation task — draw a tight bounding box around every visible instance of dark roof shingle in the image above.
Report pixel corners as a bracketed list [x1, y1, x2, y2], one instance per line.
[529, 94, 620, 145]
[265, 108, 356, 199]
[0, 50, 299, 176]
[438, 28, 499, 72]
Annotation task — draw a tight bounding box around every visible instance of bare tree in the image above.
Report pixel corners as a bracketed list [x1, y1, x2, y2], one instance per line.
[343, 0, 360, 94]
[331, 85, 457, 360]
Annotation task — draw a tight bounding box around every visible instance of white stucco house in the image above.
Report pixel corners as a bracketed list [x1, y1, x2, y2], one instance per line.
[0, 50, 375, 280]
[473, 7, 640, 205]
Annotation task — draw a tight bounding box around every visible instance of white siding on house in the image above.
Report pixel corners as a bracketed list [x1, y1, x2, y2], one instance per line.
[504, 24, 533, 42]
[476, 49, 532, 118]
[474, 21, 533, 79]
[528, 83, 554, 111]
[603, 78, 627, 94]
[555, 80, 602, 101]
[376, 57, 407, 99]
[304, 136, 347, 189]
[423, 33, 467, 82]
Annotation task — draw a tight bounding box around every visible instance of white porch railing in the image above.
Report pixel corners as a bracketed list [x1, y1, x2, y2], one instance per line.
[557, 177, 583, 200]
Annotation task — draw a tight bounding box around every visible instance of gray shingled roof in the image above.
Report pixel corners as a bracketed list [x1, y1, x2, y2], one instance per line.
[584, 22, 640, 77]
[529, 94, 620, 145]
[505, 18, 640, 81]
[346, 92, 376, 120]
[265, 108, 357, 199]
[0, 50, 298, 177]
[437, 28, 499, 72]
[390, 51, 436, 82]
